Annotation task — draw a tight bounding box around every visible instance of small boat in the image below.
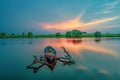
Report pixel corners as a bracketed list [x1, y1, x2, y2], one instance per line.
[26, 46, 75, 73]
[44, 46, 57, 71]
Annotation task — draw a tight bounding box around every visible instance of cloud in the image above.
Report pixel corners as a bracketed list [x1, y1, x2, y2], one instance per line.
[102, 0, 120, 14]
[84, 17, 119, 26]
[39, 15, 119, 32]
[100, 24, 120, 30]
[105, 0, 120, 7]
[103, 11, 112, 14]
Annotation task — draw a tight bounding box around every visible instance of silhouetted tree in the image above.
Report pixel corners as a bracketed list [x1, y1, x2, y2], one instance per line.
[0, 32, 6, 38]
[11, 33, 15, 38]
[27, 32, 33, 38]
[71, 30, 82, 38]
[82, 32, 87, 35]
[22, 32, 25, 38]
[65, 31, 71, 38]
[56, 32, 61, 37]
[94, 31, 102, 37]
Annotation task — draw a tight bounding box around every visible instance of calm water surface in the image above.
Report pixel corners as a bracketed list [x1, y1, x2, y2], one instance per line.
[0, 38, 120, 80]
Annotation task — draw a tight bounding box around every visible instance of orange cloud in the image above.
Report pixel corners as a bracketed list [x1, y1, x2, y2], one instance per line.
[40, 16, 119, 31]
[41, 16, 83, 31]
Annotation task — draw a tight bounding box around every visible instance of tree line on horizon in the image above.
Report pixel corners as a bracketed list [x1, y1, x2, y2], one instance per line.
[0, 30, 120, 38]
[0, 32, 33, 38]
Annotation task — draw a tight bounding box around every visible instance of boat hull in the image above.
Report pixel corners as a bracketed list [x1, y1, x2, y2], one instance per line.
[45, 55, 57, 71]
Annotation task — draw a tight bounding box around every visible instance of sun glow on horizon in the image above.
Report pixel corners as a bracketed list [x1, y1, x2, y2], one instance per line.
[39, 15, 119, 32]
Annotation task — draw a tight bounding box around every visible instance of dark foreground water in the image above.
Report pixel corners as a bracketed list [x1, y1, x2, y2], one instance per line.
[0, 38, 120, 80]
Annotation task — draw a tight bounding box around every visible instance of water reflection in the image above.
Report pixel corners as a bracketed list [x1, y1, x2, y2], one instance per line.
[67, 38, 82, 45]
[94, 38, 101, 43]
[35, 38, 116, 56]
[0, 42, 6, 46]
[76, 66, 120, 80]
[28, 39, 33, 45]
[0, 39, 6, 46]
[27, 46, 75, 73]
[0, 38, 120, 80]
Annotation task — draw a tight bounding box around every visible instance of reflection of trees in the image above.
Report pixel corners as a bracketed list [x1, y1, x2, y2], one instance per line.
[67, 39, 82, 45]
[0, 32, 6, 38]
[94, 38, 101, 43]
[0, 42, 6, 46]
[37, 38, 116, 56]
[28, 40, 33, 45]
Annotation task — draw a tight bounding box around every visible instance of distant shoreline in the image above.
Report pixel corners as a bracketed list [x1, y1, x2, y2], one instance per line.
[0, 36, 120, 38]
[1, 30, 120, 38]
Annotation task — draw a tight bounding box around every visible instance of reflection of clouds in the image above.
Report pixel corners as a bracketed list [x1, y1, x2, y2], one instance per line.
[34, 38, 116, 59]
[82, 44, 116, 56]
[98, 69, 109, 74]
[36, 38, 117, 56]
[76, 66, 120, 80]
[77, 65, 88, 70]
[77, 65, 109, 75]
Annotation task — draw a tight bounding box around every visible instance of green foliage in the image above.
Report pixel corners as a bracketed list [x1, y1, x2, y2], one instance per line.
[65, 30, 82, 38]
[22, 32, 25, 38]
[102, 33, 120, 37]
[0, 32, 6, 38]
[55, 32, 61, 37]
[94, 31, 101, 37]
[0, 31, 120, 38]
[82, 34, 94, 37]
[11, 33, 15, 38]
[27, 32, 33, 38]
[71, 30, 82, 38]
[82, 32, 87, 35]
[65, 31, 71, 38]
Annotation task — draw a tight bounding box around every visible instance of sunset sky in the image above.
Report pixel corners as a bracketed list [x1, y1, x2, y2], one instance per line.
[0, 0, 120, 34]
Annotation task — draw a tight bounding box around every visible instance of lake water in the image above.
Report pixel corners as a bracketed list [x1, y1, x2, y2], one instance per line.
[0, 38, 120, 80]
